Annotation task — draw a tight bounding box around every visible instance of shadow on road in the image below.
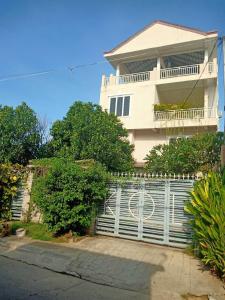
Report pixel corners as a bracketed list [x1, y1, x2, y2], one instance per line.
[0, 238, 166, 299]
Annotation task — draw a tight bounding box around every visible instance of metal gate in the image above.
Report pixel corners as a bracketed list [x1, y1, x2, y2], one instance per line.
[96, 178, 194, 248]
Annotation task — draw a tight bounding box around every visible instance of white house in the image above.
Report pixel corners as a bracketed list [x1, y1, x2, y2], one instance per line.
[99, 20, 219, 165]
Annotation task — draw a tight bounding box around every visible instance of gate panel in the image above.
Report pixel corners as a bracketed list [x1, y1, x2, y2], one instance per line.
[96, 178, 194, 248]
[142, 180, 166, 244]
[118, 181, 139, 239]
[168, 180, 193, 246]
[96, 182, 117, 235]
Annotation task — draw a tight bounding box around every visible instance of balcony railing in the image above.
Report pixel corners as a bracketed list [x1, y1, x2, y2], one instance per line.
[102, 62, 215, 87]
[118, 71, 151, 84]
[154, 108, 217, 122]
[160, 64, 200, 79]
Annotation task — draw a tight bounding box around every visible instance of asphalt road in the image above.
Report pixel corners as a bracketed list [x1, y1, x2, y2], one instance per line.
[0, 256, 147, 300]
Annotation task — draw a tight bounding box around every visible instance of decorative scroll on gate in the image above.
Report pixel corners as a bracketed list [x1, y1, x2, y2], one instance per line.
[96, 178, 194, 248]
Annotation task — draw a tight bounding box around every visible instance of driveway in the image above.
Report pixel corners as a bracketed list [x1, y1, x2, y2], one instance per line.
[0, 236, 224, 300]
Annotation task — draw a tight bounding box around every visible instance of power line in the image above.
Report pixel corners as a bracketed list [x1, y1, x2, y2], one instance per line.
[0, 69, 57, 82]
[0, 39, 220, 83]
[181, 38, 222, 108]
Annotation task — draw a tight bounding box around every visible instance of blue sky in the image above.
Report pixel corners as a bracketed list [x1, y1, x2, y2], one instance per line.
[0, 0, 225, 128]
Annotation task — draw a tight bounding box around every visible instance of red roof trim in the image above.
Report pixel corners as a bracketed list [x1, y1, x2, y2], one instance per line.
[104, 20, 218, 55]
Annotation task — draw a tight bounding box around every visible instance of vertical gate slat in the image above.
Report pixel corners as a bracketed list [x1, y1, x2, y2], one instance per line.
[114, 184, 121, 235]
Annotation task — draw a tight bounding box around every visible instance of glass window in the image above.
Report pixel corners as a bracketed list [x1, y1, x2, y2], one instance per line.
[110, 98, 116, 114]
[116, 97, 123, 116]
[123, 96, 130, 116]
[109, 96, 130, 117]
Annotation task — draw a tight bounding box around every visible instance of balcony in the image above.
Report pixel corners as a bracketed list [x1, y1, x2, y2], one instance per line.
[154, 107, 218, 128]
[102, 62, 215, 88]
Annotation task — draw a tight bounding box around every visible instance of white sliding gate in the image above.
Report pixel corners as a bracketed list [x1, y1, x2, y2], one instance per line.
[96, 178, 194, 248]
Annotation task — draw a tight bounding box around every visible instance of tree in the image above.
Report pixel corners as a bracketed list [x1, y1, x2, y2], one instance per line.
[145, 132, 224, 174]
[50, 101, 134, 171]
[0, 102, 42, 165]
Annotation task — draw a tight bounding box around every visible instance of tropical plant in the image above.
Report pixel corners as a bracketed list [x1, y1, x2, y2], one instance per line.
[31, 159, 109, 235]
[185, 172, 225, 279]
[49, 101, 134, 172]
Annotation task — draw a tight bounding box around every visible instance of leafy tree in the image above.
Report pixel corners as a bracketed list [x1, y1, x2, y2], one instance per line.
[50, 101, 134, 172]
[145, 132, 224, 174]
[0, 102, 42, 165]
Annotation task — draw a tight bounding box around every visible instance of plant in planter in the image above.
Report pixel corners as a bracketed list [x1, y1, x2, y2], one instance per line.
[154, 103, 192, 111]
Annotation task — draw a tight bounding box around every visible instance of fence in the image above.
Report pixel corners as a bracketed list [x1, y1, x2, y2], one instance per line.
[96, 174, 195, 248]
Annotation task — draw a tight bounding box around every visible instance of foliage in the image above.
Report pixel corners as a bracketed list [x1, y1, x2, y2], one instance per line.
[0, 164, 25, 221]
[49, 101, 134, 172]
[185, 172, 225, 279]
[31, 159, 109, 235]
[0, 102, 42, 165]
[11, 222, 56, 241]
[154, 103, 192, 111]
[145, 132, 224, 174]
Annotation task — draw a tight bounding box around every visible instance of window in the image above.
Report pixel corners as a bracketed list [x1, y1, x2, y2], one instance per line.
[169, 135, 192, 144]
[109, 96, 130, 116]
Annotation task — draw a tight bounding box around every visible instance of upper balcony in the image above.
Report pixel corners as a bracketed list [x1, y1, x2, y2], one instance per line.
[101, 62, 216, 89]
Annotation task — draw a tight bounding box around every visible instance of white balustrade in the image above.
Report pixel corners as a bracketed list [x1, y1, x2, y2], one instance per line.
[154, 108, 217, 122]
[118, 71, 151, 84]
[102, 62, 214, 87]
[160, 64, 200, 79]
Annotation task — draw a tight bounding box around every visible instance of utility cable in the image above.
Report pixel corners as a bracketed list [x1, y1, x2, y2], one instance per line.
[0, 39, 220, 83]
[181, 37, 222, 108]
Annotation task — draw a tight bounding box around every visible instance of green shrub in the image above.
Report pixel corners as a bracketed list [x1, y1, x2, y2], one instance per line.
[0, 164, 25, 221]
[185, 172, 225, 279]
[31, 159, 109, 235]
[145, 132, 224, 174]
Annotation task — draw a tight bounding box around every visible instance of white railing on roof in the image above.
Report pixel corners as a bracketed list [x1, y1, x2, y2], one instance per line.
[154, 107, 217, 122]
[160, 64, 200, 79]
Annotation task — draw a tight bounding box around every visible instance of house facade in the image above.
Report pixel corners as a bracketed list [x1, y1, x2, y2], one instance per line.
[99, 20, 219, 165]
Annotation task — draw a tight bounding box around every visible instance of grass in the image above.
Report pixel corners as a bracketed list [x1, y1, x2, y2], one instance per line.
[10, 222, 58, 242]
[10, 221, 84, 243]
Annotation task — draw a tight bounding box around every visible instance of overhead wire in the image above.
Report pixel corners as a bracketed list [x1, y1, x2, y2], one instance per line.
[181, 37, 222, 108]
[0, 38, 221, 83]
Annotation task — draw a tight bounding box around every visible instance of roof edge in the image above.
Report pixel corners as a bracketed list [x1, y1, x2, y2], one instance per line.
[104, 20, 218, 55]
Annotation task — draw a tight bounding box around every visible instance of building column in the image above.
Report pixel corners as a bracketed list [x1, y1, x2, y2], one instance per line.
[116, 64, 120, 85]
[204, 48, 209, 64]
[157, 57, 161, 79]
[204, 84, 209, 118]
[116, 64, 120, 76]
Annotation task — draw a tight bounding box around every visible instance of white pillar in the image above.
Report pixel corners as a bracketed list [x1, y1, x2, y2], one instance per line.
[204, 84, 209, 118]
[116, 64, 120, 76]
[157, 57, 161, 79]
[101, 74, 106, 90]
[204, 48, 209, 63]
